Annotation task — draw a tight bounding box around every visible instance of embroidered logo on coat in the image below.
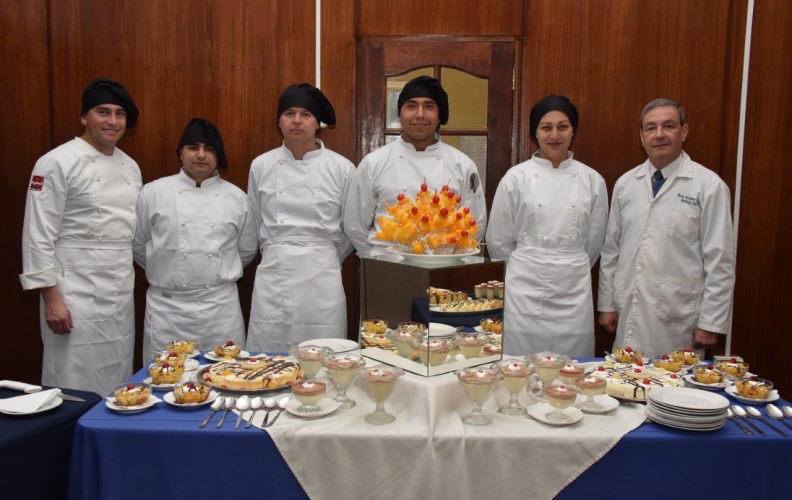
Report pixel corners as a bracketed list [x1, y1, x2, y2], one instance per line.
[677, 193, 701, 206]
[30, 175, 44, 191]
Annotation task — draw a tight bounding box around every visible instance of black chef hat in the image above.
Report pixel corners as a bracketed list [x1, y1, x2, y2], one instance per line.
[81, 77, 139, 129]
[397, 76, 449, 125]
[529, 95, 579, 140]
[277, 83, 336, 126]
[176, 118, 228, 170]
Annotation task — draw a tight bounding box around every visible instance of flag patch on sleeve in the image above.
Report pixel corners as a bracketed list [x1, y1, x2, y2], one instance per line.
[30, 176, 45, 191]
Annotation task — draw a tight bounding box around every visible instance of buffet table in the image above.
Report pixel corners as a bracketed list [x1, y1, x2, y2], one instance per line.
[69, 356, 792, 500]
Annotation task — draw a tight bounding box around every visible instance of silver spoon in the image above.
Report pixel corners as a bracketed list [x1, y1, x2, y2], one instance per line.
[265, 397, 290, 428]
[766, 404, 792, 431]
[216, 397, 236, 428]
[746, 406, 788, 437]
[782, 406, 792, 419]
[199, 397, 225, 429]
[245, 397, 264, 429]
[234, 395, 251, 429]
[726, 408, 754, 435]
[261, 398, 277, 427]
[730, 405, 765, 436]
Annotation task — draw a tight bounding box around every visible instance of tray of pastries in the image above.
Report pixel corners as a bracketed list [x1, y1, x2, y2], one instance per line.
[430, 297, 503, 314]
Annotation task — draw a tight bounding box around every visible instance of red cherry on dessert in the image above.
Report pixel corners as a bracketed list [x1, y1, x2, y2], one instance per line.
[186, 382, 194, 388]
[707, 364, 714, 369]
[411, 207, 418, 215]
[126, 383, 134, 390]
[249, 358, 257, 362]
[469, 220, 477, 226]
[397, 193, 405, 201]
[446, 191, 455, 198]
[461, 230, 469, 237]
[441, 185, 449, 192]
[684, 347, 692, 352]
[597, 366, 605, 371]
[161, 362, 169, 368]
[463, 207, 470, 214]
[449, 236, 458, 244]
[432, 195, 440, 204]
[642, 379, 651, 384]
[455, 195, 461, 203]
[625, 347, 633, 353]
[421, 183, 428, 192]
[440, 208, 449, 217]
[729, 357, 737, 363]
[636, 361, 644, 367]
[634, 368, 642, 374]
[169, 352, 177, 357]
[421, 215, 430, 223]
[456, 212, 463, 220]
[662, 354, 669, 360]
[670, 374, 678, 379]
[225, 341, 234, 347]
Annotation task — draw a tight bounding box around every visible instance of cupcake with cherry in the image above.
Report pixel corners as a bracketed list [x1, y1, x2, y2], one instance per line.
[213, 340, 241, 360]
[113, 382, 152, 407]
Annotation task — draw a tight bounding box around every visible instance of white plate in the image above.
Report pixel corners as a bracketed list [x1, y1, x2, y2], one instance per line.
[386, 245, 480, 267]
[682, 374, 734, 390]
[0, 395, 63, 416]
[143, 371, 193, 391]
[645, 407, 726, 431]
[605, 354, 650, 365]
[285, 396, 341, 418]
[162, 390, 220, 409]
[724, 385, 780, 404]
[428, 322, 457, 336]
[203, 350, 251, 363]
[649, 386, 730, 411]
[186, 349, 201, 359]
[527, 402, 583, 426]
[575, 394, 619, 414]
[184, 359, 200, 371]
[299, 338, 358, 353]
[105, 395, 161, 414]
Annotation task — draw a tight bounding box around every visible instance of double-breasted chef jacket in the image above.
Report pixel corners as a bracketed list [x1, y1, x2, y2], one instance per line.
[344, 135, 488, 258]
[487, 152, 608, 357]
[133, 169, 258, 361]
[20, 137, 142, 395]
[247, 140, 355, 353]
[598, 152, 735, 357]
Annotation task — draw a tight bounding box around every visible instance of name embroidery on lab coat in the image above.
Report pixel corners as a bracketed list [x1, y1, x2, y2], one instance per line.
[677, 194, 700, 207]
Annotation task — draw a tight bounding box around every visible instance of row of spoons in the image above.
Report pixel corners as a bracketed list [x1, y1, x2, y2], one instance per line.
[198, 395, 289, 430]
[726, 404, 792, 436]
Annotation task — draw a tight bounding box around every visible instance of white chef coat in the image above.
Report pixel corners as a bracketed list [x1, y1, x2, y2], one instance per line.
[133, 169, 258, 360]
[344, 135, 488, 258]
[487, 152, 608, 357]
[598, 152, 735, 357]
[20, 137, 141, 395]
[247, 140, 355, 352]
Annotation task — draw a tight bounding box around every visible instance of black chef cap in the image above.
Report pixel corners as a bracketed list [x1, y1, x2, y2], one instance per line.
[397, 76, 449, 125]
[176, 118, 228, 170]
[81, 78, 139, 129]
[277, 83, 336, 126]
[529, 95, 579, 140]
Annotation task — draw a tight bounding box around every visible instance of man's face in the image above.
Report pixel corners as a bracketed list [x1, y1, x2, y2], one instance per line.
[399, 97, 440, 145]
[640, 106, 689, 169]
[81, 104, 127, 153]
[278, 107, 319, 144]
[180, 142, 218, 183]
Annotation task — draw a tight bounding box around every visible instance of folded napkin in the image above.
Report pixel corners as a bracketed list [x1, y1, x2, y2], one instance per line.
[0, 388, 61, 413]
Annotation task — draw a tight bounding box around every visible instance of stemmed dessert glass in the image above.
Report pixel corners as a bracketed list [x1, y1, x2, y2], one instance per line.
[410, 336, 455, 367]
[289, 344, 332, 380]
[291, 380, 326, 413]
[574, 376, 607, 410]
[358, 365, 405, 425]
[455, 332, 488, 360]
[543, 384, 579, 422]
[528, 352, 569, 400]
[493, 359, 535, 416]
[322, 353, 365, 409]
[387, 328, 422, 359]
[456, 366, 502, 425]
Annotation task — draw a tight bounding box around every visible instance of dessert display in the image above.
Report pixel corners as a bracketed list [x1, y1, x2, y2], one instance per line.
[154, 350, 186, 368]
[289, 345, 331, 380]
[487, 331, 503, 345]
[427, 287, 468, 305]
[172, 381, 211, 404]
[693, 364, 727, 384]
[529, 352, 570, 399]
[480, 317, 502, 333]
[113, 383, 152, 407]
[397, 321, 426, 332]
[715, 358, 749, 378]
[203, 356, 302, 390]
[474, 281, 504, 299]
[359, 366, 405, 425]
[559, 364, 586, 384]
[574, 376, 607, 410]
[671, 347, 701, 366]
[543, 384, 579, 422]
[213, 340, 241, 360]
[590, 362, 685, 401]
[455, 333, 488, 359]
[434, 298, 503, 312]
[493, 360, 535, 416]
[362, 319, 388, 334]
[651, 354, 684, 373]
[735, 377, 773, 400]
[323, 353, 366, 409]
[613, 346, 644, 364]
[387, 328, 422, 358]
[483, 343, 502, 356]
[375, 183, 480, 254]
[167, 340, 196, 355]
[457, 367, 502, 425]
[149, 362, 183, 385]
[411, 338, 454, 366]
[291, 380, 327, 413]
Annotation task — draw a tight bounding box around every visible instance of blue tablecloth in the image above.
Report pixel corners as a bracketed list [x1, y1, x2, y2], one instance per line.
[69, 357, 792, 500]
[411, 296, 502, 328]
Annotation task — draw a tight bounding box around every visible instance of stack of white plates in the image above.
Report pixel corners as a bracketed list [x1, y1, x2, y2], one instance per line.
[645, 387, 729, 431]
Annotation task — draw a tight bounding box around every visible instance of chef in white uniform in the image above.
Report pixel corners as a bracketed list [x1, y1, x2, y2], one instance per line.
[344, 76, 487, 257]
[134, 119, 258, 360]
[20, 78, 141, 395]
[247, 84, 355, 352]
[598, 98, 735, 357]
[487, 96, 608, 357]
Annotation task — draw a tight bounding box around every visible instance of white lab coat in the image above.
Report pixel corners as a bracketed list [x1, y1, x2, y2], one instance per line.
[487, 153, 608, 357]
[344, 135, 488, 258]
[133, 170, 258, 360]
[247, 141, 355, 353]
[598, 152, 735, 357]
[20, 137, 141, 395]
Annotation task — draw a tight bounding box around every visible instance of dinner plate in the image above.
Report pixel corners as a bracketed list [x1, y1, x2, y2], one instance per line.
[527, 402, 583, 426]
[649, 386, 730, 411]
[162, 390, 220, 409]
[574, 394, 619, 414]
[682, 374, 734, 390]
[183, 359, 200, 371]
[299, 338, 358, 353]
[105, 395, 161, 414]
[285, 397, 341, 418]
[203, 350, 251, 363]
[386, 245, 480, 267]
[0, 395, 63, 416]
[724, 385, 780, 404]
[644, 407, 726, 431]
[143, 371, 193, 391]
[427, 322, 457, 336]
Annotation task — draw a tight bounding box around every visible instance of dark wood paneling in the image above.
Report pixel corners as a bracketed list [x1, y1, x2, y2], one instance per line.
[0, 0, 51, 382]
[731, 0, 792, 393]
[357, 0, 524, 36]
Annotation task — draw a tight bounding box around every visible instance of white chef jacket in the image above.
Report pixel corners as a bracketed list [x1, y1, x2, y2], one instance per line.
[598, 152, 735, 357]
[487, 152, 608, 356]
[133, 169, 258, 359]
[247, 140, 355, 352]
[20, 137, 142, 395]
[344, 135, 488, 257]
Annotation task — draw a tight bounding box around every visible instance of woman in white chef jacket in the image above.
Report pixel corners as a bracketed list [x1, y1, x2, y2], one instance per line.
[247, 84, 355, 353]
[486, 96, 608, 357]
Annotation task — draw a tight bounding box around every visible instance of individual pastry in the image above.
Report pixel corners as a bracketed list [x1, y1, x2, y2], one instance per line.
[172, 381, 211, 404]
[113, 383, 151, 406]
[213, 340, 241, 360]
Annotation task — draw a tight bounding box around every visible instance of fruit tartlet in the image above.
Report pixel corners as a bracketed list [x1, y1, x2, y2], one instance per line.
[613, 346, 643, 363]
[172, 381, 211, 404]
[693, 364, 727, 384]
[735, 377, 773, 399]
[149, 362, 183, 384]
[113, 383, 152, 406]
[715, 358, 749, 378]
[671, 347, 701, 366]
[213, 340, 241, 360]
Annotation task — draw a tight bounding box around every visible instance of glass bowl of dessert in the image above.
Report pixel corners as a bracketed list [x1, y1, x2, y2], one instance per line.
[543, 384, 580, 422]
[387, 328, 422, 359]
[715, 358, 749, 378]
[322, 353, 366, 409]
[410, 336, 454, 367]
[113, 382, 152, 407]
[397, 321, 426, 333]
[559, 363, 586, 385]
[574, 376, 607, 410]
[651, 354, 684, 373]
[479, 317, 502, 333]
[358, 365, 405, 425]
[289, 344, 333, 380]
[172, 381, 211, 404]
[528, 352, 569, 399]
[456, 367, 502, 425]
[362, 319, 389, 335]
[735, 377, 774, 400]
[154, 350, 186, 368]
[167, 339, 196, 355]
[670, 347, 701, 367]
[693, 364, 727, 384]
[291, 380, 327, 413]
[613, 346, 643, 363]
[213, 340, 241, 360]
[148, 361, 183, 385]
[493, 359, 535, 416]
[454, 332, 488, 360]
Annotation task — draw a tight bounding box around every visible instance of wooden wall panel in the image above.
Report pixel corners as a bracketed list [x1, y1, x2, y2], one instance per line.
[0, 0, 51, 382]
[731, 0, 792, 393]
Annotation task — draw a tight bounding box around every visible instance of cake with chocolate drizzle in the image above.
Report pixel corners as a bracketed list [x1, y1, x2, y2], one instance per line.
[204, 355, 302, 390]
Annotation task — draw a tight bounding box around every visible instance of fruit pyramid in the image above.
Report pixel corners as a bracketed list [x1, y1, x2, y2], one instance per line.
[375, 181, 479, 254]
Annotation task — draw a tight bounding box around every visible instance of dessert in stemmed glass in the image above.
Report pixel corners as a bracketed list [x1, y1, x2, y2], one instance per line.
[528, 352, 569, 399]
[359, 365, 405, 425]
[543, 384, 579, 422]
[456, 367, 502, 425]
[574, 376, 606, 410]
[410, 336, 454, 367]
[454, 333, 488, 360]
[493, 359, 535, 416]
[387, 328, 422, 358]
[291, 380, 327, 413]
[289, 344, 332, 380]
[558, 363, 585, 385]
[322, 353, 366, 409]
